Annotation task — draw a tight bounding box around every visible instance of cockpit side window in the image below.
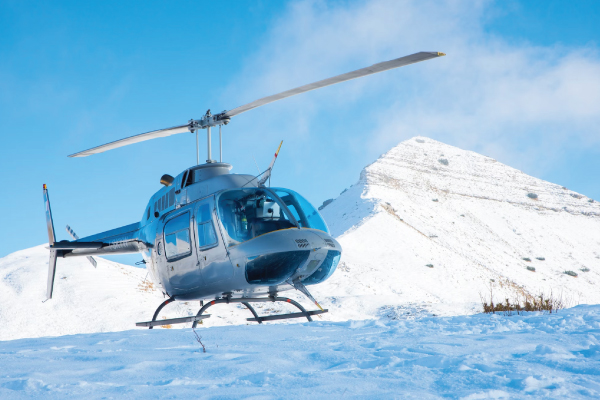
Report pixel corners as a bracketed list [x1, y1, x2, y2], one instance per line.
[181, 170, 190, 189]
[185, 169, 194, 187]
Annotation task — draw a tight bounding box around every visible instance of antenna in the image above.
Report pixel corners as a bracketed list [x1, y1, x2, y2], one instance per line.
[252, 156, 261, 174]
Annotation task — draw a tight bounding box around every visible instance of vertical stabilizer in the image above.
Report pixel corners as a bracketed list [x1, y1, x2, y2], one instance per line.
[47, 250, 58, 300]
[43, 184, 58, 300]
[43, 184, 56, 245]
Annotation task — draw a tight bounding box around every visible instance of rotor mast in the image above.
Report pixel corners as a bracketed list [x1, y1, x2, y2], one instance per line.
[191, 109, 230, 165]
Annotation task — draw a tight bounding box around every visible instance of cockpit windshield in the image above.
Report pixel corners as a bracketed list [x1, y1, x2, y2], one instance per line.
[217, 188, 328, 247]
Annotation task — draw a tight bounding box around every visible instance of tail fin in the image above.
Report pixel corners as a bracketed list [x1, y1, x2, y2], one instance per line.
[43, 185, 146, 299]
[43, 184, 58, 300]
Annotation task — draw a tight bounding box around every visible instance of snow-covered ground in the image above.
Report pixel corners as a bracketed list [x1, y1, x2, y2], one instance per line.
[1, 305, 599, 399]
[1, 136, 600, 398]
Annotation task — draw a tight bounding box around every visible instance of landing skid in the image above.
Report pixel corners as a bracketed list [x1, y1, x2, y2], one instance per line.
[136, 296, 328, 329]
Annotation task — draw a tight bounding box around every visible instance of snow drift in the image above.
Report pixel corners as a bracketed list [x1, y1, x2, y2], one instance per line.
[1, 305, 599, 398]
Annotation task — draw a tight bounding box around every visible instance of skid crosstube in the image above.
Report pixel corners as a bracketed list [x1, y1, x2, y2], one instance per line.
[138, 295, 327, 329]
[247, 309, 327, 322]
[136, 314, 211, 328]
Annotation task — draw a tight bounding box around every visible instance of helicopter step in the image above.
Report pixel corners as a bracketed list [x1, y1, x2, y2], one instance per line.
[247, 309, 328, 323]
[136, 314, 211, 328]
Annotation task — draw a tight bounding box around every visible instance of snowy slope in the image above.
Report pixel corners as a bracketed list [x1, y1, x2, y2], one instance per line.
[1, 305, 599, 399]
[316, 136, 600, 319]
[0, 245, 164, 341]
[0, 245, 338, 340]
[2, 136, 599, 341]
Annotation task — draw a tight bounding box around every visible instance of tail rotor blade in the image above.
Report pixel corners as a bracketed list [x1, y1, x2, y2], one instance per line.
[66, 225, 98, 268]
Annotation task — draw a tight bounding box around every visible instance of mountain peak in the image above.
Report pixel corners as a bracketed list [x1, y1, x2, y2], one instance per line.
[358, 136, 596, 215]
[317, 137, 600, 318]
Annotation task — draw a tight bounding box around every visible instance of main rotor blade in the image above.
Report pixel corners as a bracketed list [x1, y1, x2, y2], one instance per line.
[223, 51, 445, 118]
[68, 124, 190, 158]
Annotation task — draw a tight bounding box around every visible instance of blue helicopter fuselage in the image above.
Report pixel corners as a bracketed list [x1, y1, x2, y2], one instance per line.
[68, 163, 342, 301]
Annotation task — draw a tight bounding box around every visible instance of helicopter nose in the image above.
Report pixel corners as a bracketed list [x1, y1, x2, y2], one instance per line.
[227, 228, 341, 286]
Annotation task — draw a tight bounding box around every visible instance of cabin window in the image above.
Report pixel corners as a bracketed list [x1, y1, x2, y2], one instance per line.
[198, 222, 217, 249]
[197, 203, 217, 249]
[147, 207, 150, 220]
[164, 212, 191, 260]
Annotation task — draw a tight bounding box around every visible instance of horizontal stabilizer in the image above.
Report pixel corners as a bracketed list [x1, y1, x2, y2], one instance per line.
[51, 242, 103, 250]
[63, 222, 149, 257]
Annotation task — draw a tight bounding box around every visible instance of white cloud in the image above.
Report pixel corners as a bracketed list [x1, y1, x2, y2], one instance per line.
[227, 0, 600, 189]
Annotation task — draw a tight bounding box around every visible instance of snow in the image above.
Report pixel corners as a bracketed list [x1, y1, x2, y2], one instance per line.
[1, 136, 599, 397]
[317, 136, 600, 319]
[1, 305, 599, 398]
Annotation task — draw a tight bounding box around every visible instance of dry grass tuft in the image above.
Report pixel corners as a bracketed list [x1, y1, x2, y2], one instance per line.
[161, 316, 172, 329]
[480, 287, 565, 315]
[137, 279, 155, 293]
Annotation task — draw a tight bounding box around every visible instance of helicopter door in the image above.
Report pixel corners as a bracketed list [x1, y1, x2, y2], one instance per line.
[163, 210, 203, 291]
[195, 196, 233, 284]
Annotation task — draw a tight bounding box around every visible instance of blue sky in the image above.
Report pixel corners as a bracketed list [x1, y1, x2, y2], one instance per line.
[1, 0, 599, 263]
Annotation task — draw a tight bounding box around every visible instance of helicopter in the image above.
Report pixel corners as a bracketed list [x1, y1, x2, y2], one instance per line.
[43, 51, 445, 328]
